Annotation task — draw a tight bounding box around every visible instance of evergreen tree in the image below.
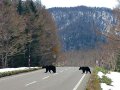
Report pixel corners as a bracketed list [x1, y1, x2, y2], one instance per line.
[19, 0, 60, 66]
[17, 0, 23, 15]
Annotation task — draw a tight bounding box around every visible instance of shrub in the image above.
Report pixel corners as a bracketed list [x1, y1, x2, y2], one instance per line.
[95, 66, 108, 74]
[115, 51, 120, 72]
[99, 75, 112, 85]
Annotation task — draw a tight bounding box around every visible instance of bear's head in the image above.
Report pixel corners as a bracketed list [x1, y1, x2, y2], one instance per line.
[79, 67, 83, 70]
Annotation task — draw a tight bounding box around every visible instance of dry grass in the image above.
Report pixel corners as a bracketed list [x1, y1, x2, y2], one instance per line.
[86, 69, 101, 90]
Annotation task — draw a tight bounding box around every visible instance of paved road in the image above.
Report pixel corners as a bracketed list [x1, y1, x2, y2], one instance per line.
[0, 67, 91, 90]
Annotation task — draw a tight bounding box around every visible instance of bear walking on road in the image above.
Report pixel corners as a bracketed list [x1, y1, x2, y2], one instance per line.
[42, 65, 56, 73]
[79, 66, 91, 74]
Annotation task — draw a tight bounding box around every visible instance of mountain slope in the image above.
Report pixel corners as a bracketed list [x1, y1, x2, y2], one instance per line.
[49, 6, 116, 51]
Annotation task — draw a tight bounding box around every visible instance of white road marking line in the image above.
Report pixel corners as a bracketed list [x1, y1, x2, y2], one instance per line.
[73, 74, 86, 90]
[25, 81, 37, 86]
[42, 76, 50, 79]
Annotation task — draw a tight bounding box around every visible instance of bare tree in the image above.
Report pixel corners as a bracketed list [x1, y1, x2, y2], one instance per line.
[0, 0, 26, 67]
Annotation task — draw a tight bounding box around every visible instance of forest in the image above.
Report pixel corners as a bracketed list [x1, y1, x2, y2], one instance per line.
[0, 0, 60, 68]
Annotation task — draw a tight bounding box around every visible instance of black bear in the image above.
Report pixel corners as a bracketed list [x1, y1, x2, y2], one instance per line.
[79, 66, 91, 74]
[42, 65, 56, 73]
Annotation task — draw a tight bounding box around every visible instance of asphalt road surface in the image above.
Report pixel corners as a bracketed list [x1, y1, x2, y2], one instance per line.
[0, 67, 91, 90]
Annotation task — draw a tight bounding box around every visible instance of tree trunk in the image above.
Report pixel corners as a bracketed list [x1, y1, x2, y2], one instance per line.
[4, 54, 8, 68]
[1, 54, 5, 68]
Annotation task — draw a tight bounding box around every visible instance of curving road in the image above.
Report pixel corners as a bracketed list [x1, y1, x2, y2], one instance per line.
[0, 67, 91, 90]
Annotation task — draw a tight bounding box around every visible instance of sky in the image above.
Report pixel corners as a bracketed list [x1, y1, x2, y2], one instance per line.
[40, 0, 118, 9]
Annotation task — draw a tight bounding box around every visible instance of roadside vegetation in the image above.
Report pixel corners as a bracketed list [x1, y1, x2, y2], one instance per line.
[99, 76, 112, 85]
[95, 67, 108, 74]
[0, 67, 41, 78]
[86, 66, 113, 90]
[86, 67, 101, 90]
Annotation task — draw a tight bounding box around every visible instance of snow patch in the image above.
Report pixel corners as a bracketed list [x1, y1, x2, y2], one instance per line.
[0, 67, 39, 73]
[98, 72, 104, 78]
[98, 71, 120, 90]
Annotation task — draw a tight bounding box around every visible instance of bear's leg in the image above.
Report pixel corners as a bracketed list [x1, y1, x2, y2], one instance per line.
[82, 70, 85, 74]
[86, 70, 88, 74]
[51, 67, 55, 73]
[53, 68, 56, 73]
[54, 68, 56, 73]
[45, 68, 48, 73]
[49, 69, 51, 73]
[52, 69, 54, 73]
[89, 70, 91, 74]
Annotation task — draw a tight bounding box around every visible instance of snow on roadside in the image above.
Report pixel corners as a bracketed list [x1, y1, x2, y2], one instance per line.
[98, 71, 120, 90]
[0, 67, 39, 73]
[98, 72, 104, 78]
